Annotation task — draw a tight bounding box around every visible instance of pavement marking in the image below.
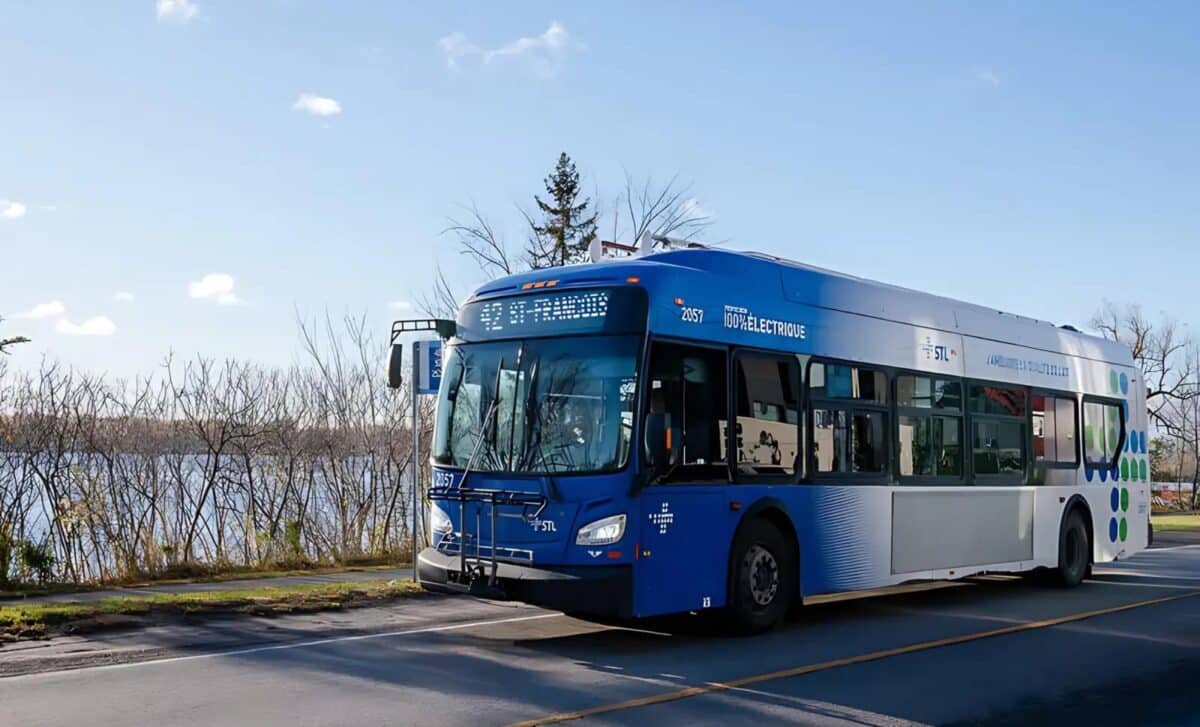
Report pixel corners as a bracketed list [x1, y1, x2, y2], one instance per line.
[509, 588, 1200, 726]
[4, 612, 565, 681]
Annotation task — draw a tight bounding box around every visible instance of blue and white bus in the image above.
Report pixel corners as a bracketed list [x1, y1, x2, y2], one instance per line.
[400, 243, 1150, 632]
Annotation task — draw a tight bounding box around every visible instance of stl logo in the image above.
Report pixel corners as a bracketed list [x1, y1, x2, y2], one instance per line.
[923, 337, 954, 362]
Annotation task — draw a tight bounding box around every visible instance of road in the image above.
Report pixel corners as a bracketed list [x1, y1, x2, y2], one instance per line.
[2, 543, 1199, 726]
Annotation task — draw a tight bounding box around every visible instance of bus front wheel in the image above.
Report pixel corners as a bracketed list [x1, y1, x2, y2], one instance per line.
[1050, 509, 1091, 588]
[727, 518, 796, 634]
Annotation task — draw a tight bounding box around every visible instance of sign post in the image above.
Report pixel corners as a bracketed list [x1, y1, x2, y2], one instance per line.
[410, 339, 443, 582]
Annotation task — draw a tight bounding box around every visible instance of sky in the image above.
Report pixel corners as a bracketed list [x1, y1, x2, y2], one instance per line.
[3, 1, 1199, 379]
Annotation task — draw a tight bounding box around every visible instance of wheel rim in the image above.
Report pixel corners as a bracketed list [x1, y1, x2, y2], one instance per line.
[746, 544, 779, 607]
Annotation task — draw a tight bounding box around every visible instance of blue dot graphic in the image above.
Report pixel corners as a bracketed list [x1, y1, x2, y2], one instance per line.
[1110, 487, 1120, 511]
[1085, 466, 1094, 482]
[1111, 465, 1119, 481]
[1119, 373, 1129, 395]
[1099, 468, 1108, 483]
[1109, 518, 1119, 543]
[1140, 432, 1147, 454]
[1122, 400, 1129, 419]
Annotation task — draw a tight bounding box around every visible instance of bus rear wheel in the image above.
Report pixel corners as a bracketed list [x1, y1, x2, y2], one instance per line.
[1049, 509, 1090, 588]
[727, 518, 796, 634]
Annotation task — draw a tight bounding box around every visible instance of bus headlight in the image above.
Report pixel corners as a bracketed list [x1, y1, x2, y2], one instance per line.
[430, 504, 453, 535]
[576, 514, 626, 546]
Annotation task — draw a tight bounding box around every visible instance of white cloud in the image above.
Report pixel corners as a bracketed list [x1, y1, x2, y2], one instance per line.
[114, 291, 135, 303]
[438, 32, 480, 70]
[485, 21, 570, 62]
[439, 21, 579, 76]
[389, 300, 414, 311]
[55, 316, 117, 336]
[11, 301, 66, 319]
[1, 200, 27, 219]
[292, 93, 342, 117]
[976, 69, 1001, 87]
[188, 273, 241, 305]
[156, 0, 199, 23]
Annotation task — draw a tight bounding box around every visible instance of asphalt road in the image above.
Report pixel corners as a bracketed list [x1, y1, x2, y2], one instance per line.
[2, 543, 1199, 726]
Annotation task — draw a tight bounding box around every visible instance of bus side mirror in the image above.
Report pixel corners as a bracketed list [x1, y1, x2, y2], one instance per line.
[644, 412, 678, 476]
[387, 343, 404, 390]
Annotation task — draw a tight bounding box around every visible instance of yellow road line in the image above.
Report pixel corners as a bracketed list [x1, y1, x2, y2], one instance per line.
[510, 588, 1200, 726]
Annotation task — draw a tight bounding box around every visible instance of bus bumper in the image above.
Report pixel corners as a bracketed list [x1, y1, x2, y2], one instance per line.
[417, 547, 633, 619]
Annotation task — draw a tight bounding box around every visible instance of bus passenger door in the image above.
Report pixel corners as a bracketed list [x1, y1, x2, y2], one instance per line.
[634, 341, 734, 618]
[635, 487, 729, 617]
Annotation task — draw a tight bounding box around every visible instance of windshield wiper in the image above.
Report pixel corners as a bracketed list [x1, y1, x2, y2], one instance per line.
[519, 359, 563, 500]
[503, 345, 525, 471]
[458, 357, 504, 487]
[518, 359, 541, 472]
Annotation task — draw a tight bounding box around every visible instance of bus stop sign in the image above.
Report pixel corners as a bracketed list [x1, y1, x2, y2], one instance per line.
[415, 339, 443, 395]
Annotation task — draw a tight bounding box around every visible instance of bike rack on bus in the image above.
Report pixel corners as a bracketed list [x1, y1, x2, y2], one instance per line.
[428, 483, 547, 595]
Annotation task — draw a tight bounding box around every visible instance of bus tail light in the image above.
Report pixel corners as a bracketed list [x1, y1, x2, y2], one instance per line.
[576, 514, 626, 546]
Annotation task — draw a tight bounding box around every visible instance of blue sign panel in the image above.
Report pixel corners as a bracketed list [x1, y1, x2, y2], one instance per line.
[416, 339, 443, 394]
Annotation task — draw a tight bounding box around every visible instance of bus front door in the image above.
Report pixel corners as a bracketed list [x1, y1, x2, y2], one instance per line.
[634, 486, 729, 617]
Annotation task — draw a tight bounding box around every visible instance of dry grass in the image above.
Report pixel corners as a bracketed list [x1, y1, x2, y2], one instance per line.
[1153, 513, 1200, 533]
[0, 561, 405, 600]
[0, 580, 424, 641]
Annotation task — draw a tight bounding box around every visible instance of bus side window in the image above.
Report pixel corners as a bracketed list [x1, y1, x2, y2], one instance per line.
[645, 342, 729, 483]
[1032, 393, 1079, 466]
[1083, 398, 1123, 469]
[968, 383, 1027, 478]
[733, 353, 800, 479]
[808, 361, 889, 477]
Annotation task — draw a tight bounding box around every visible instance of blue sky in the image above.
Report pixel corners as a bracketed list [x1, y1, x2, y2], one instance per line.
[3, 2, 1198, 378]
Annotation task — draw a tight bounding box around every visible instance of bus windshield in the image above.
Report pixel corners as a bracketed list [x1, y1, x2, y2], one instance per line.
[432, 335, 640, 475]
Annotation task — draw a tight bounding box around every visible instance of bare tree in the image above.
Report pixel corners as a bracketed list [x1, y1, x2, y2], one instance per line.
[443, 203, 517, 280]
[606, 171, 715, 249]
[1090, 301, 1196, 433]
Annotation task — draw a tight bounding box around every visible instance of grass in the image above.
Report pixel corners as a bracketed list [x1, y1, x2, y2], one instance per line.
[0, 561, 407, 600]
[0, 579, 424, 641]
[1152, 513, 1200, 533]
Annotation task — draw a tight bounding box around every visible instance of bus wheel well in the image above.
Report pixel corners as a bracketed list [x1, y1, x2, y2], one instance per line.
[729, 503, 800, 599]
[1063, 495, 1094, 564]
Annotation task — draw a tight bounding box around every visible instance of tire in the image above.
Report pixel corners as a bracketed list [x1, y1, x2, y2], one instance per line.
[1049, 509, 1090, 588]
[726, 518, 796, 634]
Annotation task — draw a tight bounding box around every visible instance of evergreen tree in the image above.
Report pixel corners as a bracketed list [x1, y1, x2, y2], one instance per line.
[526, 152, 597, 268]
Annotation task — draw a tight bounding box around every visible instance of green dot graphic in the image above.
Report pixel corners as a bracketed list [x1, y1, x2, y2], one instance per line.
[1139, 460, 1148, 481]
[1120, 458, 1129, 481]
[1121, 488, 1129, 512]
[1119, 518, 1128, 542]
[1109, 370, 1119, 393]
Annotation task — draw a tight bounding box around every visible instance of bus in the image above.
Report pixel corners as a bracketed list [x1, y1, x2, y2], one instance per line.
[395, 242, 1150, 632]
